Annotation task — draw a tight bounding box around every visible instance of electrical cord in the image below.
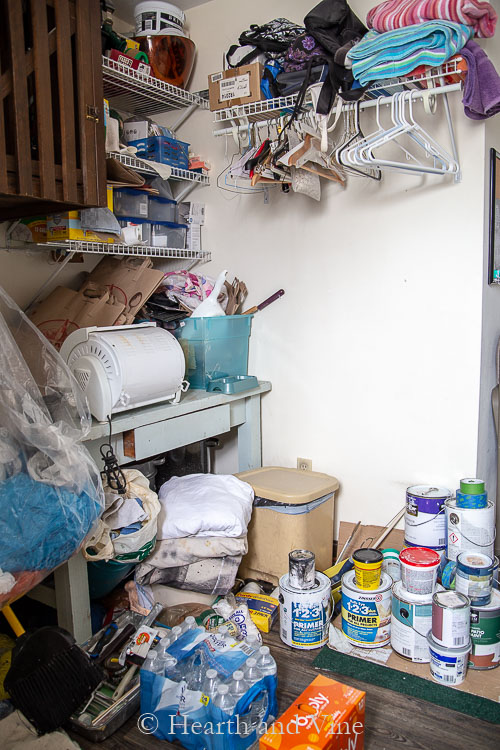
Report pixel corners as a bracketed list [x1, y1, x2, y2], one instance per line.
[100, 415, 127, 494]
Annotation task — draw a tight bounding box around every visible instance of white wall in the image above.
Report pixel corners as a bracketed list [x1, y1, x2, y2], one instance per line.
[0, 0, 493, 540]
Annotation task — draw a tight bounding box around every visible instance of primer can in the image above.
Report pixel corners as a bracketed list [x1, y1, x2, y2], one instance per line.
[469, 588, 500, 670]
[427, 631, 471, 685]
[391, 580, 433, 663]
[405, 485, 450, 548]
[279, 571, 331, 650]
[341, 571, 392, 648]
[432, 590, 470, 648]
[455, 551, 494, 606]
[445, 499, 495, 562]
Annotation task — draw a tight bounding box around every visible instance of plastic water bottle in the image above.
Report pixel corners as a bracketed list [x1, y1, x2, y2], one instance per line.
[229, 670, 249, 701]
[181, 615, 196, 632]
[186, 650, 206, 690]
[256, 646, 277, 676]
[201, 668, 220, 699]
[213, 684, 237, 715]
[143, 650, 163, 674]
[244, 657, 263, 685]
[170, 625, 182, 642]
[245, 634, 260, 650]
[159, 635, 172, 651]
[161, 653, 179, 680]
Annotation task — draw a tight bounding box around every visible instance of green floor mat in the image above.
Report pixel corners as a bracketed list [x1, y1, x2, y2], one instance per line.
[313, 646, 500, 724]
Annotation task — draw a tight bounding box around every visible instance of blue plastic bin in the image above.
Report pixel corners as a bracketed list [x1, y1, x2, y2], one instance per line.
[129, 136, 190, 169]
[174, 315, 253, 389]
[87, 559, 136, 599]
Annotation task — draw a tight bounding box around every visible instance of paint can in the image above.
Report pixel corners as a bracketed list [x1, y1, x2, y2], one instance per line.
[494, 556, 500, 590]
[405, 485, 450, 549]
[432, 590, 470, 648]
[427, 631, 471, 685]
[455, 551, 494, 606]
[341, 571, 392, 648]
[382, 548, 401, 582]
[391, 580, 433, 663]
[288, 549, 316, 590]
[279, 571, 331, 650]
[399, 547, 441, 595]
[456, 478, 488, 509]
[445, 498, 495, 562]
[469, 588, 500, 670]
[352, 548, 383, 590]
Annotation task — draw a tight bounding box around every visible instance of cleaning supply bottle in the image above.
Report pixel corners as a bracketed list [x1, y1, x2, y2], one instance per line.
[256, 646, 277, 676]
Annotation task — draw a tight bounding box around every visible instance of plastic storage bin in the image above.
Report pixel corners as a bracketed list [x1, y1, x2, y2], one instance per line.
[151, 221, 187, 248]
[149, 195, 178, 223]
[129, 136, 190, 169]
[237, 466, 339, 585]
[113, 188, 149, 219]
[118, 217, 152, 244]
[174, 314, 252, 389]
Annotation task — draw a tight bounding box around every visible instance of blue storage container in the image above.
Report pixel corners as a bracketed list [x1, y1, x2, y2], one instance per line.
[149, 195, 178, 223]
[129, 136, 190, 169]
[174, 315, 252, 389]
[113, 188, 149, 218]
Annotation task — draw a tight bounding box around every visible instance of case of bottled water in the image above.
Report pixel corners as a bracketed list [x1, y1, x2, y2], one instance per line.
[140, 617, 278, 750]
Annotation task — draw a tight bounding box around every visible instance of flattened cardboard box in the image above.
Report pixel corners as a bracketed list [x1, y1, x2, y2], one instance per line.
[208, 63, 264, 111]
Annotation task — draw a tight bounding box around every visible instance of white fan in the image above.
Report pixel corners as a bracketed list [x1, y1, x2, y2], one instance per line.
[60, 323, 188, 421]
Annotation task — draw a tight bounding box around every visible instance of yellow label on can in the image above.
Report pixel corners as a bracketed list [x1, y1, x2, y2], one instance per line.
[354, 562, 382, 590]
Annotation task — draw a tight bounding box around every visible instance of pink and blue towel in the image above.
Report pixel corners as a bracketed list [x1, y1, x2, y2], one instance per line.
[367, 0, 497, 38]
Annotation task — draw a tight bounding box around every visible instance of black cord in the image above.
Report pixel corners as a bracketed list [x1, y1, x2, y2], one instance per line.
[100, 415, 127, 494]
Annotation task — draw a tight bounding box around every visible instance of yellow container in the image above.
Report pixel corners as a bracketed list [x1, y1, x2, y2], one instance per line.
[352, 548, 383, 590]
[236, 466, 339, 586]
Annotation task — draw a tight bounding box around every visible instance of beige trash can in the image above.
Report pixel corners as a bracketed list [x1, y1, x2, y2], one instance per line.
[237, 466, 339, 586]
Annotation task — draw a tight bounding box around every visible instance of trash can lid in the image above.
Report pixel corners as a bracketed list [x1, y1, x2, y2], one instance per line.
[236, 466, 339, 504]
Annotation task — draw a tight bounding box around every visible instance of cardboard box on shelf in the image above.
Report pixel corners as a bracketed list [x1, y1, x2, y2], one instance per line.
[10, 216, 47, 243]
[46, 212, 116, 243]
[234, 591, 279, 633]
[208, 63, 264, 111]
[30, 284, 126, 350]
[260, 675, 365, 750]
[86, 256, 165, 323]
[108, 48, 152, 76]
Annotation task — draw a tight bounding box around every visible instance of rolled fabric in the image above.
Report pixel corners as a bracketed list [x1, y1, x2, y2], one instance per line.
[367, 0, 497, 39]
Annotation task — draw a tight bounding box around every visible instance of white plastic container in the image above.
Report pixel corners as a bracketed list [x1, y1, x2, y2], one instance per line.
[382, 548, 401, 582]
[113, 188, 149, 219]
[427, 631, 471, 685]
[148, 195, 178, 223]
[135, 1, 185, 35]
[391, 580, 433, 663]
[399, 547, 441, 595]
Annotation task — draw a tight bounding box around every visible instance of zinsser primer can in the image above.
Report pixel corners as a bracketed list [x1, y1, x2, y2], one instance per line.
[405, 485, 450, 548]
[341, 571, 392, 648]
[469, 588, 500, 670]
[279, 571, 331, 650]
[391, 580, 433, 662]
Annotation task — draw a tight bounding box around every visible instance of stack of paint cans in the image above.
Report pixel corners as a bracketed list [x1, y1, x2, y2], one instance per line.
[427, 591, 471, 684]
[391, 545, 441, 663]
[279, 550, 332, 650]
[445, 479, 495, 565]
[341, 548, 393, 649]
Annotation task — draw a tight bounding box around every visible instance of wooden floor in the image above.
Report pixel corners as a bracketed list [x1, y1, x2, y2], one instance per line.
[71, 628, 500, 750]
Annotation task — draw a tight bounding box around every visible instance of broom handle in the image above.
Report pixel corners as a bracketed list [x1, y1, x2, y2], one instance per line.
[1, 605, 25, 637]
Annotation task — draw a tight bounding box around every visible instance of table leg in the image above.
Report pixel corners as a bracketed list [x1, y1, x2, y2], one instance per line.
[54, 553, 92, 644]
[237, 394, 262, 471]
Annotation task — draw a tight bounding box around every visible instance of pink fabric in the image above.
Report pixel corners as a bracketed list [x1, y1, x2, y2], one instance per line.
[367, 0, 497, 38]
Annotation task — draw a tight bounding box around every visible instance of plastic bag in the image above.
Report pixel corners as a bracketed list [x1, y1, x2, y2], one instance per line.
[0, 286, 104, 607]
[84, 469, 160, 562]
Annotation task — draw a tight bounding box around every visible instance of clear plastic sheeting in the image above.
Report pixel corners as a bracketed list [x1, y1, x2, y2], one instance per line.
[0, 286, 104, 607]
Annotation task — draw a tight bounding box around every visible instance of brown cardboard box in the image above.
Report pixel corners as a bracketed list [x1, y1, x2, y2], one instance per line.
[30, 284, 126, 350]
[86, 257, 165, 323]
[208, 63, 264, 111]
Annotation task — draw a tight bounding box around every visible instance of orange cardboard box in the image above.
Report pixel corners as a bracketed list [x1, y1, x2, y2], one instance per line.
[260, 675, 365, 750]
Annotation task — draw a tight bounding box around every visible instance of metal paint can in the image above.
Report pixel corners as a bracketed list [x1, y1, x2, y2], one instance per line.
[469, 588, 500, 670]
[288, 549, 316, 590]
[432, 590, 470, 648]
[455, 551, 494, 606]
[445, 499, 495, 562]
[405, 485, 450, 548]
[427, 631, 471, 685]
[391, 580, 433, 663]
[341, 571, 392, 648]
[279, 571, 331, 650]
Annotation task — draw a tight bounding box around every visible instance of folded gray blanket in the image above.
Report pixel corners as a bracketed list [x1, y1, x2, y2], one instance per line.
[135, 554, 243, 595]
[138, 535, 247, 570]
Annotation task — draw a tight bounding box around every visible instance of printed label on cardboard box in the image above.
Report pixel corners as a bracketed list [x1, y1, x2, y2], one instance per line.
[219, 73, 251, 101]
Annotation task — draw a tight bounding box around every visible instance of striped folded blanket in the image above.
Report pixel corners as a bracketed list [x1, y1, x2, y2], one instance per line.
[367, 0, 497, 38]
[347, 21, 473, 85]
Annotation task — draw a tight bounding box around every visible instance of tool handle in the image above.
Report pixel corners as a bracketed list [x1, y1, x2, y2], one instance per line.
[96, 623, 135, 665]
[242, 306, 258, 315]
[89, 622, 118, 658]
[258, 289, 284, 310]
[329, 559, 355, 588]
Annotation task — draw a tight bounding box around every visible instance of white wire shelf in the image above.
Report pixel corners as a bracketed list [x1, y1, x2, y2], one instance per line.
[213, 93, 312, 124]
[107, 151, 210, 185]
[102, 56, 208, 115]
[33, 240, 211, 261]
[362, 56, 465, 99]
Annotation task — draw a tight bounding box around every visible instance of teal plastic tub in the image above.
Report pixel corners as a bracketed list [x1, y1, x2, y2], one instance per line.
[87, 559, 136, 599]
[175, 314, 252, 389]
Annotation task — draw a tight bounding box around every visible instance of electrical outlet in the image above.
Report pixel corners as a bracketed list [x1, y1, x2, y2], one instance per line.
[297, 457, 312, 471]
